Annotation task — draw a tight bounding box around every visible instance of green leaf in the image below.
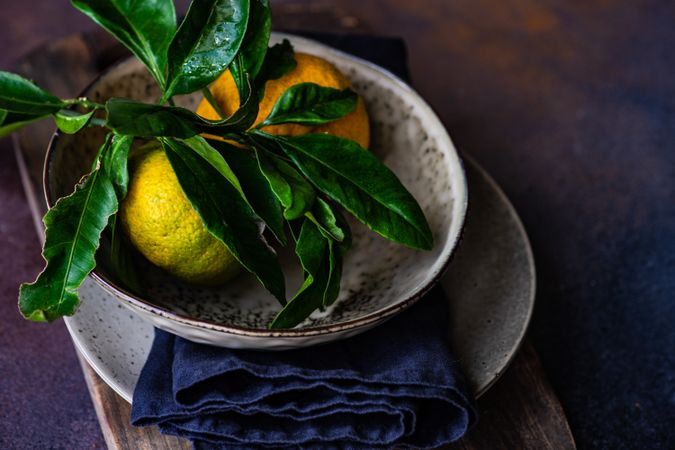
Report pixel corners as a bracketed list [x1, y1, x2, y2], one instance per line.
[239, 0, 270, 79]
[102, 134, 133, 198]
[204, 63, 260, 124]
[165, 0, 250, 98]
[259, 83, 357, 127]
[270, 219, 327, 329]
[258, 132, 433, 250]
[270, 268, 328, 329]
[106, 98, 199, 138]
[180, 136, 286, 243]
[332, 204, 353, 254]
[182, 136, 244, 194]
[18, 149, 118, 322]
[71, 0, 176, 88]
[215, 72, 260, 130]
[295, 218, 327, 277]
[269, 216, 345, 327]
[105, 97, 256, 138]
[209, 139, 286, 245]
[201, 86, 228, 118]
[255, 150, 315, 220]
[254, 152, 291, 207]
[230, 0, 271, 94]
[306, 200, 348, 307]
[0, 71, 64, 114]
[255, 39, 297, 99]
[306, 198, 345, 242]
[0, 110, 48, 138]
[161, 138, 286, 304]
[107, 213, 145, 295]
[323, 239, 343, 307]
[54, 110, 95, 134]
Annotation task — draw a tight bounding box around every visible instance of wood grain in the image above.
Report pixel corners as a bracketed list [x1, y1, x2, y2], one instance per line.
[12, 2, 576, 449]
[78, 353, 191, 450]
[453, 342, 576, 450]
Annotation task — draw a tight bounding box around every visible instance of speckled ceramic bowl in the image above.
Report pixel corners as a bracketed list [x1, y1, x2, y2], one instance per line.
[45, 33, 468, 350]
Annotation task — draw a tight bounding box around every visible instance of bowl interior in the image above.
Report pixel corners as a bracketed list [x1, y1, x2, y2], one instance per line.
[46, 34, 466, 332]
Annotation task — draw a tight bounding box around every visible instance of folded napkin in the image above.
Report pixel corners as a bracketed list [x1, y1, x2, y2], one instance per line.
[131, 287, 476, 449]
[131, 35, 476, 448]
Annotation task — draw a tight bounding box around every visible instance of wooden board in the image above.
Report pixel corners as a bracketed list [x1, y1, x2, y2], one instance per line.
[12, 3, 576, 449]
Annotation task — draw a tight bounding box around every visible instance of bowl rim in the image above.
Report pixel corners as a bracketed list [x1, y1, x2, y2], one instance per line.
[44, 32, 469, 338]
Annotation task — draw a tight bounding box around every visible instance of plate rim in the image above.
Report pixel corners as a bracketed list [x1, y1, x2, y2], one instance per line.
[460, 153, 536, 398]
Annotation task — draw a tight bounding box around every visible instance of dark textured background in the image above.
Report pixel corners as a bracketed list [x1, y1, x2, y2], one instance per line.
[1, 1, 673, 449]
[0, 4, 104, 449]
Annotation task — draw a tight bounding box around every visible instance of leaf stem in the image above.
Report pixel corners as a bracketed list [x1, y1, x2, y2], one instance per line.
[55, 109, 106, 128]
[92, 133, 113, 171]
[65, 98, 105, 110]
[90, 118, 107, 127]
[201, 88, 226, 119]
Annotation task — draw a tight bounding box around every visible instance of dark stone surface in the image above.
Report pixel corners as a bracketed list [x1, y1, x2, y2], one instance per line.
[0, 147, 105, 450]
[406, 3, 675, 448]
[0, 4, 105, 449]
[1, 1, 674, 449]
[340, 1, 675, 447]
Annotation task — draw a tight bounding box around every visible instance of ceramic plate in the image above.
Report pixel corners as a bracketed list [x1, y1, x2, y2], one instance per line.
[63, 156, 535, 401]
[48, 33, 468, 349]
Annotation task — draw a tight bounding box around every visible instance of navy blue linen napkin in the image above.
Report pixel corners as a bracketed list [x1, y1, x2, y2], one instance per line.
[131, 287, 476, 449]
[131, 35, 476, 448]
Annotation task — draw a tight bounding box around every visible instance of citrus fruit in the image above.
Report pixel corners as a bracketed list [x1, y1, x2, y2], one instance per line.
[196, 52, 370, 148]
[119, 142, 241, 286]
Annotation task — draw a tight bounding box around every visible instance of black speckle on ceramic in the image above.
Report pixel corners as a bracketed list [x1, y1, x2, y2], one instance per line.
[48, 34, 468, 349]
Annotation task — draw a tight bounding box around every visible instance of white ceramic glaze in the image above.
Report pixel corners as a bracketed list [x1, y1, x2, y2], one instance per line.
[47, 33, 468, 349]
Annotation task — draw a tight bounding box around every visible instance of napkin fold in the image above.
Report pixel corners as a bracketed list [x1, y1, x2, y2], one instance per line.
[131, 35, 476, 448]
[132, 287, 476, 449]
